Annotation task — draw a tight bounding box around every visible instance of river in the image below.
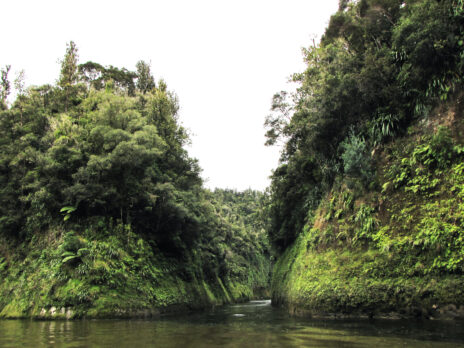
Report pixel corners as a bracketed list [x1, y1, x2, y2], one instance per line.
[0, 300, 463, 347]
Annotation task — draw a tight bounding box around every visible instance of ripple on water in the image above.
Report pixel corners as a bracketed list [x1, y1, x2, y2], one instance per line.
[0, 301, 463, 347]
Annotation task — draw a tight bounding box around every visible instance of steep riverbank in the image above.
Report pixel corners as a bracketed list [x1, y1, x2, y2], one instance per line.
[264, 0, 464, 320]
[272, 235, 464, 319]
[271, 96, 464, 319]
[0, 223, 269, 319]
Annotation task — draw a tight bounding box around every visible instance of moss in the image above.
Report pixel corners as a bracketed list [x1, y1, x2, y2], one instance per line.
[217, 277, 232, 303]
[272, 119, 464, 318]
[273, 235, 464, 318]
[0, 224, 265, 319]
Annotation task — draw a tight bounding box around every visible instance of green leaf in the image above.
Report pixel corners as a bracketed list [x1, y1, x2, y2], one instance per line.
[60, 206, 76, 213]
[381, 181, 391, 193]
[62, 255, 79, 264]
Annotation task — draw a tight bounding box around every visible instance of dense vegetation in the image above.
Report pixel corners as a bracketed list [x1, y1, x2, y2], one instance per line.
[266, 0, 464, 318]
[0, 44, 269, 318]
[1, 0, 463, 320]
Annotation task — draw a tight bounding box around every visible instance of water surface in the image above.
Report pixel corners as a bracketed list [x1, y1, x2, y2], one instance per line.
[0, 300, 463, 347]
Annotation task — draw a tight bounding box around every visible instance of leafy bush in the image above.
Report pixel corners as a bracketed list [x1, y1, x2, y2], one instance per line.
[353, 204, 377, 245]
[369, 113, 399, 146]
[341, 132, 373, 184]
[412, 127, 455, 170]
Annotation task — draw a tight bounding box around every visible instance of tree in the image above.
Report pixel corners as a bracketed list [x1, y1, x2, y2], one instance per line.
[0, 65, 11, 109]
[14, 70, 26, 125]
[79, 61, 137, 96]
[264, 91, 292, 146]
[58, 41, 79, 112]
[79, 61, 105, 90]
[136, 60, 155, 94]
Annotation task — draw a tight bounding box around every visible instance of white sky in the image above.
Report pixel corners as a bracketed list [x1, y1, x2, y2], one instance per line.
[2, 0, 339, 191]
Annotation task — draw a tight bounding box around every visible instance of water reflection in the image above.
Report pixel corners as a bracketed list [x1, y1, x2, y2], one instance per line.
[0, 301, 463, 347]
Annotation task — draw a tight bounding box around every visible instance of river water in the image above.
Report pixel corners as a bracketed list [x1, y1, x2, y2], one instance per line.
[0, 300, 463, 347]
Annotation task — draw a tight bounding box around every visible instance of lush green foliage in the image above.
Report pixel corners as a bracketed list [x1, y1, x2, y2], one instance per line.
[0, 223, 258, 319]
[340, 131, 373, 185]
[265, 0, 464, 252]
[267, 0, 464, 317]
[271, 107, 464, 317]
[0, 43, 270, 317]
[206, 189, 271, 292]
[272, 232, 464, 318]
[0, 50, 200, 250]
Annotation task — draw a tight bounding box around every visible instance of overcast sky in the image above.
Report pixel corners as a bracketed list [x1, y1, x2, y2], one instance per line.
[2, 0, 339, 191]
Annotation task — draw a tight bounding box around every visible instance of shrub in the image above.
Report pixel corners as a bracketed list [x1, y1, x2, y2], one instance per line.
[369, 113, 399, 146]
[341, 132, 373, 184]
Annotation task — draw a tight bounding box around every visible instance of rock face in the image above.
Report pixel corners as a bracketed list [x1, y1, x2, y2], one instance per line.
[0, 256, 259, 320]
[66, 308, 73, 319]
[37, 307, 73, 319]
[271, 98, 464, 320]
[271, 228, 464, 320]
[0, 223, 268, 320]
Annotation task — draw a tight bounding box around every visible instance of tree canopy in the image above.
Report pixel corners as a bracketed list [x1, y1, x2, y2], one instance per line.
[0, 43, 269, 288]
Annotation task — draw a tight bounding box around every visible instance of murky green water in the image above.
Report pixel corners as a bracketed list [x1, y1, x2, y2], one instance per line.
[0, 300, 463, 347]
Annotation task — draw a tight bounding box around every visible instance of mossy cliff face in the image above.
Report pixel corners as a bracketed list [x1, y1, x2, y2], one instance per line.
[272, 234, 464, 319]
[0, 224, 266, 319]
[271, 100, 464, 319]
